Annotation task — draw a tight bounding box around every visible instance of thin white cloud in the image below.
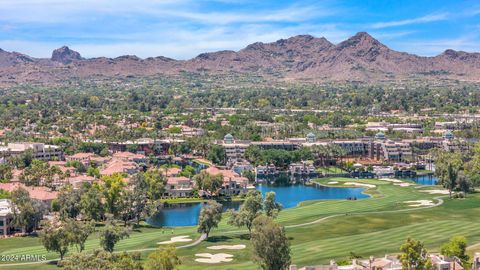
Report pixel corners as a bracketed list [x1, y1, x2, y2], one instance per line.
[0, 0, 333, 25]
[371, 13, 448, 29]
[0, 24, 350, 59]
[392, 35, 480, 56]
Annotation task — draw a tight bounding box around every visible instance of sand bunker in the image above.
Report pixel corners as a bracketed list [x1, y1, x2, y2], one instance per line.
[195, 253, 233, 263]
[394, 183, 412, 187]
[344, 182, 376, 188]
[327, 181, 339, 184]
[158, 235, 192, 245]
[379, 178, 403, 183]
[404, 200, 435, 207]
[419, 189, 450, 195]
[208, 244, 246, 250]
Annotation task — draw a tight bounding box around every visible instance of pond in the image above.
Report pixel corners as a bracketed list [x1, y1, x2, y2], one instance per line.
[404, 175, 438, 185]
[146, 182, 369, 227]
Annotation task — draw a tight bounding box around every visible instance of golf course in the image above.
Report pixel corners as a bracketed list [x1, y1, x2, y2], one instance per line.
[1, 177, 480, 270]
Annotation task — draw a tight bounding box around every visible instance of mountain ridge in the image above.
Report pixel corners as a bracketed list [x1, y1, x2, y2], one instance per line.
[1, 32, 480, 85]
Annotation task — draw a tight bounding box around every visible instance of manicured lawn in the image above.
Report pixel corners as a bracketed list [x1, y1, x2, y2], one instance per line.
[2, 177, 480, 269]
[317, 167, 347, 174]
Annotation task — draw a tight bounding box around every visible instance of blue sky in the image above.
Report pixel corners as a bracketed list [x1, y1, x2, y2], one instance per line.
[0, 0, 478, 59]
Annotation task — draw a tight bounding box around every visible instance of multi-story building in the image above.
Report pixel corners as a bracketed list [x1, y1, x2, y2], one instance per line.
[0, 143, 64, 161]
[203, 166, 255, 196]
[107, 138, 170, 155]
[0, 199, 13, 237]
[369, 134, 413, 162]
[165, 176, 193, 197]
[216, 134, 250, 161]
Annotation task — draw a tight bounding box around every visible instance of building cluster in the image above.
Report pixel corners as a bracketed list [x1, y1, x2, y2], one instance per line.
[217, 131, 460, 164]
[291, 253, 467, 270]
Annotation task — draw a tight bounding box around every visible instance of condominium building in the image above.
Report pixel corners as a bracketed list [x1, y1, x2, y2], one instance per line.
[216, 134, 250, 160]
[0, 142, 63, 161]
[0, 199, 13, 237]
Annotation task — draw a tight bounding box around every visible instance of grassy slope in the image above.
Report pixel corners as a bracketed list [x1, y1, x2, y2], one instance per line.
[2, 178, 480, 270]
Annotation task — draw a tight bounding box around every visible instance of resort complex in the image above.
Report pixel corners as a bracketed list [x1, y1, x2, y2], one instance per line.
[1, 1, 480, 269]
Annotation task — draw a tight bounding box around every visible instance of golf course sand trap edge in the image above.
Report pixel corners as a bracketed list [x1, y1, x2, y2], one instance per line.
[344, 182, 376, 188]
[195, 253, 234, 263]
[207, 244, 246, 250]
[157, 235, 193, 245]
[327, 181, 339, 184]
[379, 178, 403, 183]
[394, 183, 412, 187]
[404, 200, 435, 207]
[419, 189, 450, 195]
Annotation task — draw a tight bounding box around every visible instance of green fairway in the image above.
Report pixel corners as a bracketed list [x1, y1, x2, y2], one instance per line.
[2, 177, 479, 270]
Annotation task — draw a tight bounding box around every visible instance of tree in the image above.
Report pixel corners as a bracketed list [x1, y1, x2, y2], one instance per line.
[250, 215, 291, 270]
[10, 187, 46, 233]
[440, 236, 469, 266]
[87, 167, 100, 178]
[445, 162, 459, 198]
[456, 171, 472, 197]
[39, 219, 72, 260]
[0, 164, 12, 183]
[228, 190, 263, 235]
[207, 145, 226, 165]
[60, 250, 142, 270]
[66, 219, 95, 252]
[242, 170, 255, 183]
[118, 190, 138, 226]
[144, 246, 181, 270]
[464, 141, 480, 188]
[57, 185, 83, 219]
[263, 192, 282, 218]
[434, 150, 462, 198]
[193, 171, 223, 197]
[80, 184, 105, 221]
[99, 218, 131, 253]
[143, 170, 167, 200]
[19, 160, 64, 187]
[197, 200, 222, 237]
[179, 165, 196, 178]
[100, 173, 126, 217]
[398, 238, 428, 270]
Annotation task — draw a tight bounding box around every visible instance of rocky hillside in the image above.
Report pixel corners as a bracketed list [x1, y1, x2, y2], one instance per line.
[1, 32, 480, 85]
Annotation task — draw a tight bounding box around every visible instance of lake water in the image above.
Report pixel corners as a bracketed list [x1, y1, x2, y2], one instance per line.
[404, 175, 438, 185]
[146, 182, 368, 227]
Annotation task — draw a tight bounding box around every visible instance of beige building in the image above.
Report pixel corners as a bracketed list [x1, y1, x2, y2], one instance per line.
[0, 142, 63, 161]
[0, 199, 14, 236]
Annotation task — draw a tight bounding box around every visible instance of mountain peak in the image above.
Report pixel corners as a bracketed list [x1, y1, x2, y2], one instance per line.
[51, 46, 83, 64]
[336, 32, 384, 51]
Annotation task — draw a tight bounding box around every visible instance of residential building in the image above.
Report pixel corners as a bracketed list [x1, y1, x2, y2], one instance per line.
[100, 159, 138, 176]
[0, 142, 63, 161]
[0, 199, 13, 237]
[203, 167, 254, 195]
[370, 140, 413, 162]
[0, 183, 58, 203]
[66, 152, 96, 165]
[291, 254, 463, 270]
[216, 134, 250, 161]
[165, 176, 193, 197]
[289, 162, 316, 175]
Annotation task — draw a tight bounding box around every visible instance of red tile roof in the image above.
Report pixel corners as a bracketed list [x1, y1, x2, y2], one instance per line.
[0, 182, 58, 201]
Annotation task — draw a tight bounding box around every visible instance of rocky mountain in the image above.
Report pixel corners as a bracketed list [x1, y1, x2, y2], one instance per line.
[51, 46, 83, 64]
[1, 32, 480, 85]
